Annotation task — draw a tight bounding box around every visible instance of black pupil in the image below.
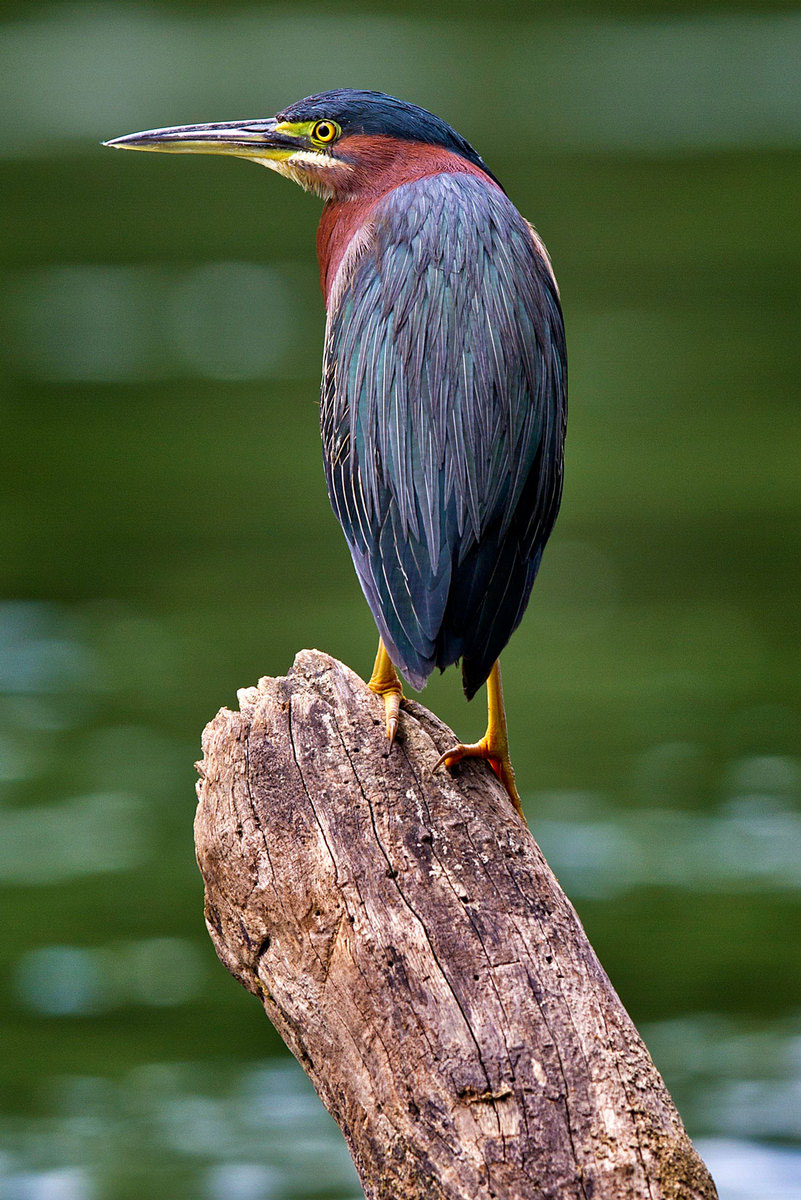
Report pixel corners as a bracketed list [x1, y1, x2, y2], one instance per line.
[317, 124, 331, 140]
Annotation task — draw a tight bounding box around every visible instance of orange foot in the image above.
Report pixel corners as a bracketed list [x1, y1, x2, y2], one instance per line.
[368, 639, 404, 748]
[434, 737, 523, 818]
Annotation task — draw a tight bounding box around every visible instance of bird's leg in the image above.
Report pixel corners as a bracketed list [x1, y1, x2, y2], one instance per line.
[433, 660, 524, 818]
[368, 639, 404, 748]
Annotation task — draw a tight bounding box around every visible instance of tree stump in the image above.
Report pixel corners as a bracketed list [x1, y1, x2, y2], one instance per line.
[194, 649, 717, 1200]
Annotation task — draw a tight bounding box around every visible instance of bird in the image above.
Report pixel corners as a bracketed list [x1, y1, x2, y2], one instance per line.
[106, 90, 567, 817]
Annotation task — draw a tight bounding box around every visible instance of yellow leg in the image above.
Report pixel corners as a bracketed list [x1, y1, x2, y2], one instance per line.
[368, 639, 404, 748]
[433, 660, 524, 819]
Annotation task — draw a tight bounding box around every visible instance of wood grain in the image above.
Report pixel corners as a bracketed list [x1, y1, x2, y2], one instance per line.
[195, 649, 717, 1200]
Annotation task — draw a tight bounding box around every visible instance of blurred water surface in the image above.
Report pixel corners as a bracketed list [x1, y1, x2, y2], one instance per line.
[1, 2, 800, 1197]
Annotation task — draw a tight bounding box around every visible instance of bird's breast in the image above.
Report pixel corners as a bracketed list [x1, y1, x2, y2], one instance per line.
[317, 196, 380, 306]
[317, 143, 502, 307]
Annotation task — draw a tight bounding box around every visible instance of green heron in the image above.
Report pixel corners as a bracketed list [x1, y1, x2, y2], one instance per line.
[106, 90, 567, 817]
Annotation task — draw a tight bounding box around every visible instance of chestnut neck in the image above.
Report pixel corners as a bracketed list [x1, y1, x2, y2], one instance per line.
[316, 137, 500, 305]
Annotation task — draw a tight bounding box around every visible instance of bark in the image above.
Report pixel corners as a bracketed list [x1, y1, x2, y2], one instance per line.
[194, 649, 717, 1200]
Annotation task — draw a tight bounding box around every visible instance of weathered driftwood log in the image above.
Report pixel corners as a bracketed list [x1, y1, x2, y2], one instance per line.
[194, 649, 717, 1200]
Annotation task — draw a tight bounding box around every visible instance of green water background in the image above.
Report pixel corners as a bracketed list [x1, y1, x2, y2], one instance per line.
[1, 3, 800, 1197]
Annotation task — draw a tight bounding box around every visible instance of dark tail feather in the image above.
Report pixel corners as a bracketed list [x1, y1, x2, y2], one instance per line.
[460, 547, 543, 700]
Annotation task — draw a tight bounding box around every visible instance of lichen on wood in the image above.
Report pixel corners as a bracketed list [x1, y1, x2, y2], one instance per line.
[194, 649, 717, 1200]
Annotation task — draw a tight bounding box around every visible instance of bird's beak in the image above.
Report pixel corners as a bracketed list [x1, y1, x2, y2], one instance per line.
[103, 118, 302, 161]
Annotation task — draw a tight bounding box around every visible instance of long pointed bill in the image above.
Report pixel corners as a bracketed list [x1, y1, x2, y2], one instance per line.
[103, 119, 303, 161]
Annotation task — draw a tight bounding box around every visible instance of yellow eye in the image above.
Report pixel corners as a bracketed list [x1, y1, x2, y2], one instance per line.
[311, 120, 339, 145]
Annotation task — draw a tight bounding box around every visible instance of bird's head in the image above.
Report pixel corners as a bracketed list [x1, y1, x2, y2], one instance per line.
[105, 89, 498, 200]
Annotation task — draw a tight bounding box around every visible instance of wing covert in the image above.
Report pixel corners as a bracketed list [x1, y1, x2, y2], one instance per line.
[321, 172, 566, 694]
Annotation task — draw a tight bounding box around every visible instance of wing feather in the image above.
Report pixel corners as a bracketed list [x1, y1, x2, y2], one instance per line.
[321, 172, 566, 695]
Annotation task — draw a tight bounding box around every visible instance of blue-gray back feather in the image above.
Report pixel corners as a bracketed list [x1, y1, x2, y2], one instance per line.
[321, 172, 566, 697]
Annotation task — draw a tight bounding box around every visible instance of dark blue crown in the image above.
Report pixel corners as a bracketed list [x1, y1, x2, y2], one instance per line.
[278, 90, 499, 185]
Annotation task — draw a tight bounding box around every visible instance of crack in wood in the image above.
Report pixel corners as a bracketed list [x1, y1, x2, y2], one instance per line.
[194, 650, 718, 1200]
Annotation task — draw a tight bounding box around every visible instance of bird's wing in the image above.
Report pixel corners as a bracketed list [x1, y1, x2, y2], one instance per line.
[321, 172, 566, 693]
